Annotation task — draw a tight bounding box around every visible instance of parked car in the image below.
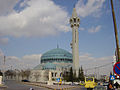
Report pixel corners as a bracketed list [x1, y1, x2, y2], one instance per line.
[103, 82, 108, 86]
[102, 82, 108, 89]
[21, 79, 29, 82]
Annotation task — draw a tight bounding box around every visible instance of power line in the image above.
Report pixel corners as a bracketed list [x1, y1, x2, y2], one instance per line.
[85, 62, 112, 71]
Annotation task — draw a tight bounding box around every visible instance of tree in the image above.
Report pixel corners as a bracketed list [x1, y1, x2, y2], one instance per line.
[80, 66, 85, 81]
[5, 70, 16, 79]
[0, 70, 3, 76]
[78, 68, 81, 81]
[69, 67, 73, 82]
[24, 69, 30, 80]
[20, 70, 25, 80]
[73, 70, 78, 82]
[110, 72, 112, 76]
[63, 70, 69, 81]
[19, 69, 31, 80]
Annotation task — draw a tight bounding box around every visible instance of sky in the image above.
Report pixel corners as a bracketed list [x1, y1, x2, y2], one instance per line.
[0, 0, 120, 76]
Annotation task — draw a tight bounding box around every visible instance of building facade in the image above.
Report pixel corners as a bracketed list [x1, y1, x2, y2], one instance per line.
[29, 47, 73, 83]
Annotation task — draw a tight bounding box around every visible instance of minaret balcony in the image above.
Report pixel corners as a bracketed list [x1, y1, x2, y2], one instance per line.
[70, 23, 79, 28]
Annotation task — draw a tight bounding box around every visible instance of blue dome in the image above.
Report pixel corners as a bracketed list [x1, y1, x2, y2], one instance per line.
[43, 62, 56, 70]
[41, 48, 72, 63]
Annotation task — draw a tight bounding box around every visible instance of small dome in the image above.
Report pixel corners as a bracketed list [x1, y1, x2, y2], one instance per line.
[43, 62, 56, 70]
[41, 48, 72, 63]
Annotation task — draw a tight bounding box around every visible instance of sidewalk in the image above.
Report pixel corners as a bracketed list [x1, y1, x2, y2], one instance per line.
[22, 82, 80, 90]
[0, 84, 7, 90]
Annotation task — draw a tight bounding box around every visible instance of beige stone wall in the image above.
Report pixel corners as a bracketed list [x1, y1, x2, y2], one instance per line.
[29, 69, 63, 83]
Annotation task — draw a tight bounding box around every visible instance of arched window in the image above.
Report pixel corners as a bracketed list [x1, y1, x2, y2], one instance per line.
[52, 72, 54, 77]
[74, 18, 76, 23]
[60, 73, 62, 77]
[55, 73, 57, 77]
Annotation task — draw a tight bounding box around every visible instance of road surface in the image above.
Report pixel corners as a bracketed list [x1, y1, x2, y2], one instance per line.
[2, 80, 105, 90]
[4, 80, 49, 90]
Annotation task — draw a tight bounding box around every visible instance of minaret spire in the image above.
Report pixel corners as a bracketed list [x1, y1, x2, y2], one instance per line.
[70, 6, 80, 77]
[72, 8, 78, 18]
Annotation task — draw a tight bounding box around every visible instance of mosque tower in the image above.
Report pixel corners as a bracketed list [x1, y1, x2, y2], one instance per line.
[70, 7, 80, 76]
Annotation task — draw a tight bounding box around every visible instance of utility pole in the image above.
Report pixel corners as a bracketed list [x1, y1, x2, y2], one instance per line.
[111, 0, 120, 62]
[3, 56, 6, 83]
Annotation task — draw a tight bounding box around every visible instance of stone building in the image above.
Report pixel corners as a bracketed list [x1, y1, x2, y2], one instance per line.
[29, 47, 73, 83]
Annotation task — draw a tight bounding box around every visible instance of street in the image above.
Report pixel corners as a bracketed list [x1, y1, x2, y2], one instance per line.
[1, 80, 108, 90]
[4, 80, 49, 90]
[1, 80, 87, 90]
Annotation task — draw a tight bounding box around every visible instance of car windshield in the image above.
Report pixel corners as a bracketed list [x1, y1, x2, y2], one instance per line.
[86, 78, 93, 81]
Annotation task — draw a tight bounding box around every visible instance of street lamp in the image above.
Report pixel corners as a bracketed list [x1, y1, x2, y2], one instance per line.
[2, 56, 6, 84]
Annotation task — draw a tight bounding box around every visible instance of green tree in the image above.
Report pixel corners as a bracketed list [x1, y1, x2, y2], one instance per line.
[63, 70, 69, 81]
[110, 72, 112, 76]
[24, 69, 31, 80]
[78, 68, 81, 81]
[73, 70, 79, 82]
[69, 67, 73, 82]
[5, 70, 16, 79]
[80, 66, 85, 81]
[0, 70, 3, 76]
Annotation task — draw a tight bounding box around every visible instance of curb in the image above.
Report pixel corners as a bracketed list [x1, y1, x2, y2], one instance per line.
[0, 84, 8, 88]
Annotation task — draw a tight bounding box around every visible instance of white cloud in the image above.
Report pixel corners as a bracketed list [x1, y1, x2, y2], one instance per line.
[80, 27, 85, 31]
[0, 49, 4, 57]
[0, 37, 9, 45]
[79, 53, 113, 75]
[0, 49, 42, 70]
[76, 0, 105, 18]
[0, 0, 17, 15]
[0, 0, 70, 38]
[88, 25, 101, 33]
[22, 54, 42, 69]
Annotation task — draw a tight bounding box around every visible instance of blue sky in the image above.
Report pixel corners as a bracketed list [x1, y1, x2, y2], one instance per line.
[0, 0, 120, 75]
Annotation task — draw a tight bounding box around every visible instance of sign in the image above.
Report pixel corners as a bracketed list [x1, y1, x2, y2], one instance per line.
[57, 78, 60, 82]
[113, 62, 120, 76]
[110, 75, 115, 81]
[60, 78, 62, 82]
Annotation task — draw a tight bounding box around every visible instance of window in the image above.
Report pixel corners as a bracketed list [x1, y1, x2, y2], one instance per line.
[86, 78, 93, 81]
[70, 19, 72, 23]
[55, 73, 57, 77]
[52, 72, 54, 77]
[60, 73, 62, 77]
[77, 18, 80, 22]
[74, 18, 76, 23]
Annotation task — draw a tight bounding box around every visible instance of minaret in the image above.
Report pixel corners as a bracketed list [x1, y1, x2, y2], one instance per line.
[70, 8, 80, 76]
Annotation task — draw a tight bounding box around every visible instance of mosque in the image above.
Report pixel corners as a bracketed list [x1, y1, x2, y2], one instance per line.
[29, 7, 80, 83]
[29, 47, 73, 82]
